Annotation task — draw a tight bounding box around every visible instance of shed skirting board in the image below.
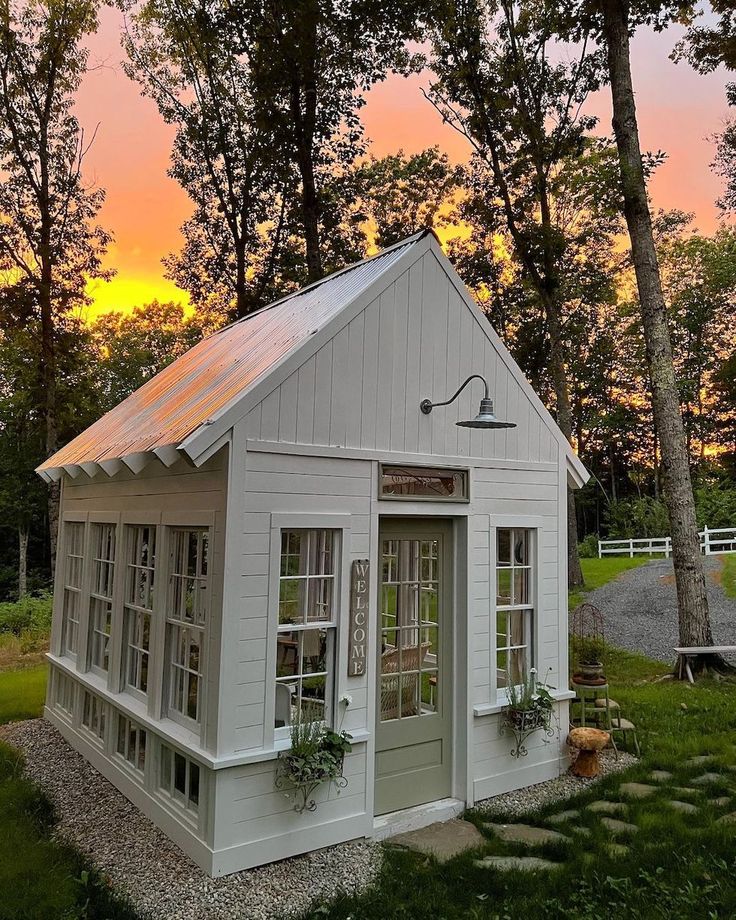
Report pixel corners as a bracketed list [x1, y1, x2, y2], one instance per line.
[210, 813, 373, 877]
[473, 751, 571, 803]
[44, 707, 216, 873]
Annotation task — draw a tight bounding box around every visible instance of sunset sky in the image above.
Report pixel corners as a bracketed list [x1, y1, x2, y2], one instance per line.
[78, 7, 734, 318]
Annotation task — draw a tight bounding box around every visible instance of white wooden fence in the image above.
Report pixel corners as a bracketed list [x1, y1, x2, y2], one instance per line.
[598, 526, 736, 559]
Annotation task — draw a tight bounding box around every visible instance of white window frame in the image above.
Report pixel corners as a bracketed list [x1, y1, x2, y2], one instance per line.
[80, 689, 107, 745]
[115, 711, 148, 776]
[158, 742, 202, 821]
[163, 527, 211, 730]
[267, 514, 350, 746]
[122, 524, 158, 702]
[87, 523, 117, 676]
[492, 520, 541, 705]
[53, 667, 76, 719]
[60, 520, 86, 659]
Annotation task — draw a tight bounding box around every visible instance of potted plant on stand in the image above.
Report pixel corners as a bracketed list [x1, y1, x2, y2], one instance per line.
[501, 667, 556, 758]
[275, 714, 353, 814]
[572, 635, 607, 685]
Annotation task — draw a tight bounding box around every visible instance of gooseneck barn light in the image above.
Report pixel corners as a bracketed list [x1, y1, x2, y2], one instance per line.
[420, 374, 516, 429]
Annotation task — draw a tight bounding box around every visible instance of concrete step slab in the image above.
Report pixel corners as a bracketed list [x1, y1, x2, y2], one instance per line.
[586, 800, 627, 815]
[484, 823, 570, 847]
[391, 819, 486, 863]
[619, 782, 657, 799]
[667, 800, 699, 814]
[600, 817, 639, 836]
[475, 855, 561, 872]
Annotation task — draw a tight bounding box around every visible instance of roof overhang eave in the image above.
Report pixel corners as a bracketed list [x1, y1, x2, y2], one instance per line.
[566, 452, 589, 490]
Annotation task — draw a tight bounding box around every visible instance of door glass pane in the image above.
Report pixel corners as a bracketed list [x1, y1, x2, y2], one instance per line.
[379, 536, 442, 722]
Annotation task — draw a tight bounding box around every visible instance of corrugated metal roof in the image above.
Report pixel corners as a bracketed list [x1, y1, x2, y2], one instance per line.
[39, 234, 423, 473]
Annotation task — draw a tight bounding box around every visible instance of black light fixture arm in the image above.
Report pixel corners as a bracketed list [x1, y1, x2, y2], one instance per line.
[420, 374, 489, 414]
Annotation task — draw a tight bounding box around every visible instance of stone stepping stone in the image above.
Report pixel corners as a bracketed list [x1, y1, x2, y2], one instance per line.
[673, 787, 699, 797]
[650, 770, 673, 782]
[600, 817, 639, 837]
[687, 755, 715, 766]
[475, 855, 560, 872]
[718, 812, 736, 825]
[586, 800, 627, 815]
[619, 782, 657, 799]
[571, 825, 592, 837]
[667, 800, 698, 814]
[709, 797, 731, 808]
[484, 823, 570, 846]
[693, 772, 723, 786]
[606, 843, 630, 858]
[391, 819, 486, 863]
[547, 809, 580, 825]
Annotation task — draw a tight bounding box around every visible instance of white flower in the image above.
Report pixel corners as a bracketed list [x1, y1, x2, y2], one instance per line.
[530, 667, 537, 675]
[339, 694, 353, 707]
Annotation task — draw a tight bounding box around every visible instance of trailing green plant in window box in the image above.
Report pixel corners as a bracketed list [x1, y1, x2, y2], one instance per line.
[501, 667, 556, 757]
[275, 718, 352, 813]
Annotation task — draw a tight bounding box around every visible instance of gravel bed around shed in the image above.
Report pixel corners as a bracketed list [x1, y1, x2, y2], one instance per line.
[474, 749, 637, 818]
[1, 719, 380, 920]
[586, 556, 736, 664]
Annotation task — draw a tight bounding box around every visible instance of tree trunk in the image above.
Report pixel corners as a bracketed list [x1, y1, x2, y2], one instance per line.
[40, 225, 60, 577]
[545, 290, 584, 589]
[601, 0, 712, 652]
[298, 150, 322, 282]
[18, 527, 28, 599]
[234, 238, 248, 320]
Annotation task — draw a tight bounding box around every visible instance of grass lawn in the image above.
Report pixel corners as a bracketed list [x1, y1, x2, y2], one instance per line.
[722, 554, 736, 599]
[569, 555, 651, 609]
[0, 662, 138, 919]
[0, 664, 47, 724]
[302, 647, 736, 920]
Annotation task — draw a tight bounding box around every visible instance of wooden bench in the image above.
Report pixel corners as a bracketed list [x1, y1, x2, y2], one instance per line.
[674, 646, 736, 684]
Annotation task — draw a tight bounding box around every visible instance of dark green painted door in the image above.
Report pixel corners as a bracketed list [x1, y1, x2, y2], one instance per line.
[375, 518, 453, 815]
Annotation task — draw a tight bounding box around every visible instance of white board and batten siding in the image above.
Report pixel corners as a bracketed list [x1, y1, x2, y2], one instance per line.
[210, 246, 573, 869]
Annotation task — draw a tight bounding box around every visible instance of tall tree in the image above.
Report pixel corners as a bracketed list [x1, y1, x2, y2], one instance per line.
[124, 0, 292, 320]
[559, 0, 715, 657]
[90, 300, 209, 411]
[231, 0, 424, 281]
[0, 0, 112, 568]
[353, 147, 462, 249]
[426, 0, 606, 588]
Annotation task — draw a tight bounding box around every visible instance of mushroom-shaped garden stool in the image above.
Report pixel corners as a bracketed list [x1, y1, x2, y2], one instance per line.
[568, 727, 610, 777]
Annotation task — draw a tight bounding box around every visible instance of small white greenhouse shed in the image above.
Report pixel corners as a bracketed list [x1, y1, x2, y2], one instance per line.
[38, 230, 587, 876]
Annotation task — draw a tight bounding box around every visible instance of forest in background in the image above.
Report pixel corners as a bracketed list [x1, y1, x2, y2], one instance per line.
[2, 0, 736, 604]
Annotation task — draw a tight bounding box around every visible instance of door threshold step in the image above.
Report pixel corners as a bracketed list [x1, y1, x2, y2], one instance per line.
[372, 798, 465, 840]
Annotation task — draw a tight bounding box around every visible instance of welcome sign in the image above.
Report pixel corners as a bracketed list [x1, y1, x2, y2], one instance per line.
[348, 559, 369, 677]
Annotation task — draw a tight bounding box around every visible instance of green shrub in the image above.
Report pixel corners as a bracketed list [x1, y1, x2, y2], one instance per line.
[0, 594, 52, 637]
[605, 496, 670, 539]
[695, 481, 736, 529]
[578, 534, 599, 558]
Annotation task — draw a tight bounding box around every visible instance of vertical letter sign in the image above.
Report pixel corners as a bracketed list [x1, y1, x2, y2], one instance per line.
[349, 559, 369, 677]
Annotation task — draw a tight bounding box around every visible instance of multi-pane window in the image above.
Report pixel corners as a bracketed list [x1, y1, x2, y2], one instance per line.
[123, 525, 156, 698]
[55, 670, 75, 715]
[496, 528, 534, 689]
[88, 524, 116, 674]
[61, 522, 85, 656]
[380, 539, 440, 721]
[159, 744, 200, 814]
[165, 529, 209, 726]
[275, 530, 336, 729]
[81, 691, 106, 742]
[116, 714, 147, 773]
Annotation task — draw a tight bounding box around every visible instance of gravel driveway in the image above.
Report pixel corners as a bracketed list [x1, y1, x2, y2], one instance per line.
[586, 555, 736, 664]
